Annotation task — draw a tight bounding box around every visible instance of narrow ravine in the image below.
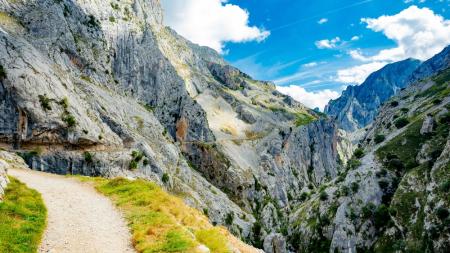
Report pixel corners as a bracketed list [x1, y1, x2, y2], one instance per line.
[8, 169, 135, 253]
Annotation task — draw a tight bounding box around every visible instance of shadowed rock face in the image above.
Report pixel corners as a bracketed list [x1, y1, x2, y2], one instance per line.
[0, 0, 346, 248]
[326, 59, 421, 131]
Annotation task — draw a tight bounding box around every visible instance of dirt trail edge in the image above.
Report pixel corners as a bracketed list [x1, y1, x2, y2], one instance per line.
[9, 168, 135, 253]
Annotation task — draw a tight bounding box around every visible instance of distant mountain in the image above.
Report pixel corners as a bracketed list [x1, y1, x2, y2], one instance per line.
[325, 59, 421, 131]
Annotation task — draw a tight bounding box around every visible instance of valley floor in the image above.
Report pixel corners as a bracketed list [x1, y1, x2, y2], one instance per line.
[8, 169, 135, 253]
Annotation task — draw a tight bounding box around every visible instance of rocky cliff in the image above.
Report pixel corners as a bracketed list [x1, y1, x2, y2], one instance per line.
[0, 0, 347, 249]
[0, 155, 8, 200]
[325, 59, 421, 132]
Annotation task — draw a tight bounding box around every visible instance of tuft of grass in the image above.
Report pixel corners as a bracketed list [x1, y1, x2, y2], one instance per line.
[0, 177, 47, 253]
[78, 177, 243, 253]
[295, 113, 316, 127]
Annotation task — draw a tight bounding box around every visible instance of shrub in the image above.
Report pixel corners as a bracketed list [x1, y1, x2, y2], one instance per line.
[225, 212, 234, 225]
[436, 207, 449, 220]
[110, 3, 120, 10]
[340, 186, 350, 196]
[362, 203, 376, 219]
[131, 150, 144, 162]
[374, 134, 385, 144]
[83, 151, 93, 163]
[432, 98, 442, 105]
[400, 108, 409, 113]
[62, 113, 77, 128]
[319, 191, 328, 201]
[439, 180, 450, 192]
[299, 192, 309, 201]
[59, 97, 69, 109]
[162, 173, 170, 184]
[347, 159, 361, 170]
[388, 159, 405, 173]
[143, 159, 149, 166]
[354, 148, 365, 159]
[390, 101, 399, 107]
[351, 182, 359, 193]
[378, 179, 389, 190]
[85, 15, 100, 28]
[109, 16, 115, 22]
[394, 117, 409, 129]
[374, 204, 390, 229]
[129, 160, 138, 170]
[38, 94, 52, 111]
[0, 64, 6, 80]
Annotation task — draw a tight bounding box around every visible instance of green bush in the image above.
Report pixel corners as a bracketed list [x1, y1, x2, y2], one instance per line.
[59, 97, 69, 109]
[362, 203, 376, 219]
[62, 113, 77, 128]
[354, 148, 365, 159]
[394, 117, 409, 129]
[129, 160, 138, 170]
[162, 173, 170, 184]
[374, 204, 390, 229]
[109, 16, 115, 22]
[351, 182, 359, 193]
[439, 180, 450, 192]
[83, 152, 93, 163]
[38, 94, 52, 111]
[340, 186, 349, 196]
[390, 101, 399, 107]
[319, 191, 328, 201]
[347, 159, 362, 170]
[436, 207, 449, 220]
[374, 134, 385, 144]
[85, 15, 100, 28]
[225, 212, 234, 225]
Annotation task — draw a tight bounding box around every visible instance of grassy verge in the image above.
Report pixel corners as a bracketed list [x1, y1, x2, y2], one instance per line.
[77, 177, 250, 253]
[0, 177, 47, 253]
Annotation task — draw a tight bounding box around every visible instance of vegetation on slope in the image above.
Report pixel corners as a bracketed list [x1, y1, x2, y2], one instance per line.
[0, 177, 47, 253]
[77, 177, 254, 253]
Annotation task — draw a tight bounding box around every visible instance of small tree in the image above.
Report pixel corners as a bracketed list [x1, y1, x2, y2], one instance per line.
[374, 134, 385, 144]
[394, 117, 409, 129]
[354, 148, 365, 159]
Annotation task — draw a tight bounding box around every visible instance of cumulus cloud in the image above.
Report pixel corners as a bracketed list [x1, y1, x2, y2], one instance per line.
[161, 0, 270, 53]
[351, 36, 360, 41]
[336, 61, 388, 84]
[277, 85, 340, 111]
[315, 37, 341, 49]
[318, 18, 328, 24]
[336, 6, 449, 84]
[361, 5, 450, 61]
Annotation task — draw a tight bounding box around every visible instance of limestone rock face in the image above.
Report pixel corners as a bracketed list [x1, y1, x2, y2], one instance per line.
[420, 114, 435, 135]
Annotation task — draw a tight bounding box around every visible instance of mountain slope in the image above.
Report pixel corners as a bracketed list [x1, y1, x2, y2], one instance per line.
[0, 0, 346, 250]
[325, 59, 421, 131]
[289, 52, 450, 252]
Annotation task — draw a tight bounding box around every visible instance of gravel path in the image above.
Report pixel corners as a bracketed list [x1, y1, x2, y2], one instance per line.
[9, 168, 135, 253]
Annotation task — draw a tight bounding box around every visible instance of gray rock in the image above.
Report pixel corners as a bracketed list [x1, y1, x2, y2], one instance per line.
[420, 115, 435, 135]
[263, 233, 286, 253]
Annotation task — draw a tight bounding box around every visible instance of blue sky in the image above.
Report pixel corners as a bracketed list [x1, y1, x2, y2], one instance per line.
[162, 0, 450, 110]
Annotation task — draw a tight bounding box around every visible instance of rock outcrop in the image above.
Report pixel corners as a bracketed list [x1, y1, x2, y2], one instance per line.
[0, 158, 8, 200]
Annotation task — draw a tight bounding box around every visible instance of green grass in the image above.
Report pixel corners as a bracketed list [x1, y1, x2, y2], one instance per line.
[76, 177, 248, 253]
[295, 113, 316, 127]
[376, 119, 426, 171]
[0, 177, 47, 253]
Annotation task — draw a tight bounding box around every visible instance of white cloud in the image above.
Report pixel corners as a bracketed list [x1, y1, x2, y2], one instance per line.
[315, 37, 341, 49]
[318, 18, 328, 24]
[162, 0, 270, 53]
[361, 5, 450, 61]
[351, 36, 360, 41]
[277, 85, 340, 111]
[303, 62, 318, 68]
[336, 6, 450, 84]
[336, 61, 388, 84]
